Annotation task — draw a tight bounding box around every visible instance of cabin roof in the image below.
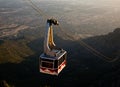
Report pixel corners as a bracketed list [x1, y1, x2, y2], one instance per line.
[40, 50, 67, 60]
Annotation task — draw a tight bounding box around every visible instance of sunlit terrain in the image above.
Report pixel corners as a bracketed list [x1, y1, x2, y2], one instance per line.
[0, 0, 120, 38]
[33, 0, 120, 35]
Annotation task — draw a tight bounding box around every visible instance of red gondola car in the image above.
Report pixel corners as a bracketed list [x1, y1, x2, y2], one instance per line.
[39, 19, 67, 75]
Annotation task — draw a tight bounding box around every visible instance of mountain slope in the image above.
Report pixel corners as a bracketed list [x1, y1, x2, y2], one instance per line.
[0, 28, 119, 87]
[0, 40, 34, 64]
[84, 28, 120, 59]
[86, 28, 120, 87]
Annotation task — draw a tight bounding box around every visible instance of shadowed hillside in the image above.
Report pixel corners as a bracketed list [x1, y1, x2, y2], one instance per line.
[0, 40, 34, 64]
[0, 28, 120, 87]
[84, 28, 120, 59]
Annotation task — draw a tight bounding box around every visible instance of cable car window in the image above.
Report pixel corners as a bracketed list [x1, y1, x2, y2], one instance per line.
[41, 58, 53, 62]
[58, 55, 65, 65]
[54, 60, 58, 68]
[42, 62, 53, 68]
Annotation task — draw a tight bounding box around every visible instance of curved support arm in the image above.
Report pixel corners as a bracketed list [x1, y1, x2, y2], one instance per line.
[44, 19, 59, 57]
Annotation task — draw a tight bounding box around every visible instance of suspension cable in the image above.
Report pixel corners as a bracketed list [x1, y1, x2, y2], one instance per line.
[26, 0, 119, 62]
[25, 0, 48, 19]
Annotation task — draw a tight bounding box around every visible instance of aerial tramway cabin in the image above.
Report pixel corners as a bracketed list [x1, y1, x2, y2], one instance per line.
[39, 19, 67, 75]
